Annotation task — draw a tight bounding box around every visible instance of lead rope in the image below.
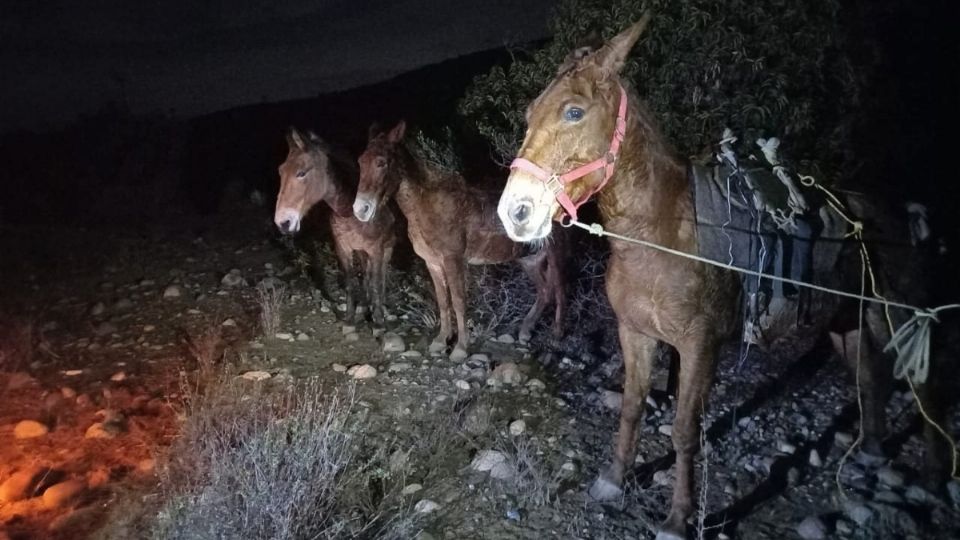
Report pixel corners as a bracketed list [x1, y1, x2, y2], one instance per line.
[567, 193, 960, 484]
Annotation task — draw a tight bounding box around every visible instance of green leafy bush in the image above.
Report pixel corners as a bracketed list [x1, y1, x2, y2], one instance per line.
[459, 0, 865, 177]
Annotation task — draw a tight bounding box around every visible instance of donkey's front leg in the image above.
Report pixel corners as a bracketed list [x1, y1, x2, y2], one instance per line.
[445, 257, 470, 361]
[425, 262, 452, 353]
[517, 256, 549, 343]
[366, 250, 385, 326]
[371, 246, 394, 327]
[657, 341, 716, 540]
[589, 327, 656, 500]
[334, 243, 357, 323]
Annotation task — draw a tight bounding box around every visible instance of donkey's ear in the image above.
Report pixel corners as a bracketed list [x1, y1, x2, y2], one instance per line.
[387, 120, 407, 143]
[368, 122, 382, 140]
[288, 127, 307, 151]
[307, 130, 322, 144]
[594, 12, 651, 75]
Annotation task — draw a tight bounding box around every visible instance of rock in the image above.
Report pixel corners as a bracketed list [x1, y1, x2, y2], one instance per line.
[449, 347, 469, 362]
[496, 333, 516, 344]
[241, 370, 271, 381]
[509, 419, 526, 436]
[387, 362, 412, 373]
[468, 353, 490, 365]
[42, 479, 85, 509]
[14, 420, 49, 439]
[0, 466, 48, 502]
[296, 332, 309, 341]
[402, 483, 423, 495]
[834, 431, 854, 447]
[114, 298, 133, 311]
[526, 378, 546, 391]
[400, 350, 423, 359]
[653, 469, 674, 486]
[877, 466, 905, 488]
[221, 318, 237, 327]
[90, 302, 106, 316]
[600, 390, 622, 411]
[471, 450, 507, 472]
[490, 362, 526, 385]
[137, 459, 156, 474]
[844, 502, 874, 526]
[332, 363, 347, 373]
[777, 440, 796, 455]
[61, 387, 77, 399]
[454, 379, 471, 391]
[162, 285, 182, 298]
[274, 332, 293, 341]
[382, 333, 406, 353]
[347, 364, 377, 380]
[658, 424, 673, 436]
[341, 325, 357, 335]
[94, 321, 118, 336]
[874, 490, 903, 504]
[85, 422, 120, 439]
[221, 269, 246, 287]
[414, 499, 440, 513]
[462, 404, 492, 435]
[561, 462, 576, 472]
[344, 332, 360, 342]
[808, 449, 823, 468]
[946, 479, 960, 507]
[489, 461, 514, 480]
[110, 371, 127, 382]
[258, 276, 285, 290]
[796, 516, 827, 540]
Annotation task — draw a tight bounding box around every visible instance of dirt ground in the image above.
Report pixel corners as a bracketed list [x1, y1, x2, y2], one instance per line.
[1, 197, 958, 540]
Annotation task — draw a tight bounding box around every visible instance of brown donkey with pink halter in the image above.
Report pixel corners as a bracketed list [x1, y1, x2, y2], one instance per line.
[498, 13, 949, 539]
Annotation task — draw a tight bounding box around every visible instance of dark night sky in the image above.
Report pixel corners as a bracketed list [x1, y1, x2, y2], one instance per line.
[0, 0, 554, 132]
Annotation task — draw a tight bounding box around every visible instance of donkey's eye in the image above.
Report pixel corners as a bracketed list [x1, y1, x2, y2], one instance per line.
[296, 170, 307, 179]
[564, 106, 585, 122]
[375, 158, 387, 168]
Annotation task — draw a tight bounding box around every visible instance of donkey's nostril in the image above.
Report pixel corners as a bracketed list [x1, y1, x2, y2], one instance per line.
[279, 220, 292, 233]
[510, 200, 533, 225]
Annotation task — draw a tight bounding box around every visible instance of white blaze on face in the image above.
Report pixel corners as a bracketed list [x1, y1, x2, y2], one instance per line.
[497, 169, 558, 242]
[274, 206, 302, 234]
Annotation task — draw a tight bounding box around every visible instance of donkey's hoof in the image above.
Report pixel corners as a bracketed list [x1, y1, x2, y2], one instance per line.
[449, 346, 469, 362]
[588, 475, 623, 501]
[654, 530, 686, 540]
[428, 340, 447, 354]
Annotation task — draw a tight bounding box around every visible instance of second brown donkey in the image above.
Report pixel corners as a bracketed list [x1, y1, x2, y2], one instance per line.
[353, 122, 567, 360]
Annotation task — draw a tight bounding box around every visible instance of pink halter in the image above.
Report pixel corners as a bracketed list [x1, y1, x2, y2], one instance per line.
[509, 84, 628, 222]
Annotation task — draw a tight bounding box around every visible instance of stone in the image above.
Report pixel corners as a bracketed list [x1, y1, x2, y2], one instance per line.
[382, 333, 406, 353]
[241, 370, 272, 381]
[388, 362, 412, 373]
[796, 516, 827, 540]
[0, 466, 48, 502]
[110, 371, 127, 382]
[653, 469, 674, 486]
[777, 440, 796, 455]
[347, 364, 377, 380]
[296, 332, 310, 341]
[876, 466, 905, 488]
[344, 332, 360, 342]
[470, 450, 507, 472]
[85, 422, 120, 439]
[332, 363, 347, 373]
[114, 298, 133, 311]
[658, 424, 673, 436]
[414, 499, 439, 513]
[489, 461, 515, 480]
[402, 483, 423, 495]
[808, 449, 823, 468]
[42, 479, 86, 509]
[14, 420, 49, 439]
[341, 325, 357, 335]
[490, 362, 526, 385]
[496, 333, 515, 344]
[90, 302, 106, 316]
[221, 269, 246, 287]
[509, 419, 526, 436]
[162, 285, 182, 298]
[454, 379, 471, 391]
[137, 459, 156, 474]
[600, 390, 622, 411]
[844, 502, 874, 526]
[834, 431, 854, 447]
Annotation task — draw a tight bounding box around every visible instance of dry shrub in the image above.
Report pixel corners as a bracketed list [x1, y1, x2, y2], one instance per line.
[256, 280, 287, 337]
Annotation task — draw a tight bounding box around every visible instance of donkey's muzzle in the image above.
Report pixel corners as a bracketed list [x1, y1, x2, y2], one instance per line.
[353, 195, 376, 223]
[507, 198, 534, 226]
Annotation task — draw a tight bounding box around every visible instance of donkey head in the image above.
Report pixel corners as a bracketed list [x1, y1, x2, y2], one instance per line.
[498, 14, 650, 242]
[274, 127, 334, 234]
[354, 121, 406, 223]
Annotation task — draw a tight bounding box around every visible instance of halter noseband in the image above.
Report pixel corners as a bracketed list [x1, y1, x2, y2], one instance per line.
[509, 84, 628, 222]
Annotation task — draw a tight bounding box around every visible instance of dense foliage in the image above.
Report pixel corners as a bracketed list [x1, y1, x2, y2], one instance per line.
[459, 0, 865, 176]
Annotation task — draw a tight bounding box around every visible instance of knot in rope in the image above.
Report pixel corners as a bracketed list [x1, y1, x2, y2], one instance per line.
[587, 222, 605, 236]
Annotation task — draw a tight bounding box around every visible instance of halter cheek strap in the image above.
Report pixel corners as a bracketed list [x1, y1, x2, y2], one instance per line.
[510, 84, 628, 222]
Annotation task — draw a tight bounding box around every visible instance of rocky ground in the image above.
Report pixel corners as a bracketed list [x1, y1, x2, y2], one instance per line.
[1, 197, 958, 540]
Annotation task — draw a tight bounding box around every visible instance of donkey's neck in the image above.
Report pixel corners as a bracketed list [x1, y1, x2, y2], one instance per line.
[325, 158, 359, 218]
[393, 145, 433, 218]
[597, 102, 693, 253]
